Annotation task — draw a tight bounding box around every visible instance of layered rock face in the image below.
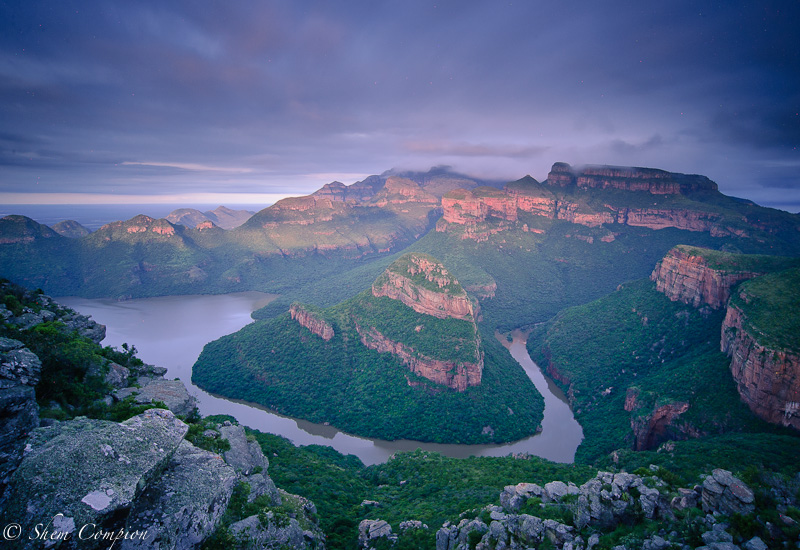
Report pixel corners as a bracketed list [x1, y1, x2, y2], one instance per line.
[290, 304, 335, 340]
[438, 163, 748, 239]
[547, 162, 718, 195]
[371, 254, 474, 321]
[371, 176, 439, 206]
[651, 246, 767, 308]
[356, 323, 483, 392]
[363, 253, 484, 391]
[722, 302, 800, 430]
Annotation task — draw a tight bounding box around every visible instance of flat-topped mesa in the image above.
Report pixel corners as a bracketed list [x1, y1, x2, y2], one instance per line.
[97, 215, 178, 237]
[721, 269, 800, 430]
[371, 253, 474, 321]
[650, 246, 789, 309]
[546, 162, 718, 195]
[289, 304, 334, 341]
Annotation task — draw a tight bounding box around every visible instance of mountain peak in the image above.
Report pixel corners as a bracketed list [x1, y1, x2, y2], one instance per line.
[372, 253, 473, 320]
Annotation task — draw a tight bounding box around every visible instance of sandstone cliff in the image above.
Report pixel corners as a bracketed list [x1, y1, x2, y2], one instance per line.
[372, 253, 474, 321]
[651, 246, 775, 309]
[721, 273, 800, 430]
[437, 163, 761, 240]
[546, 162, 718, 195]
[290, 303, 335, 341]
[360, 253, 483, 391]
[355, 322, 483, 392]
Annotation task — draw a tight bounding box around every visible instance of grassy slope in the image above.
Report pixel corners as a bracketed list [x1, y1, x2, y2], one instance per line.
[730, 267, 800, 351]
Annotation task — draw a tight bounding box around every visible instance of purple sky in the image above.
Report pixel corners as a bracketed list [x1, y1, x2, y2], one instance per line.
[1, 1, 798, 211]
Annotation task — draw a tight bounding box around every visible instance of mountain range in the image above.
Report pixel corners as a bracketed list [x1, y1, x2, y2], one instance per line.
[2, 161, 800, 549]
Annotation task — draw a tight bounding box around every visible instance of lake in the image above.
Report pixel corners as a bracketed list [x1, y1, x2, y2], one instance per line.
[58, 293, 583, 465]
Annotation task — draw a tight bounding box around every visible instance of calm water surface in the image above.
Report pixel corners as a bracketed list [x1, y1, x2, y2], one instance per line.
[58, 294, 583, 465]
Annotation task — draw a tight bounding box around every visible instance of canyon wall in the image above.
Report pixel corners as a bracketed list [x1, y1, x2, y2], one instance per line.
[438, 163, 741, 238]
[651, 247, 766, 309]
[355, 323, 482, 391]
[721, 302, 800, 430]
[289, 304, 334, 341]
[546, 162, 718, 195]
[372, 255, 474, 321]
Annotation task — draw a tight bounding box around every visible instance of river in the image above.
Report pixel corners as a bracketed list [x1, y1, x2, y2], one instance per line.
[57, 293, 583, 466]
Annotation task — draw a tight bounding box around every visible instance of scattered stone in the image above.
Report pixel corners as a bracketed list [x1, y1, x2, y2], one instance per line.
[399, 520, 428, 530]
[743, 536, 768, 550]
[702, 469, 755, 516]
[359, 519, 396, 548]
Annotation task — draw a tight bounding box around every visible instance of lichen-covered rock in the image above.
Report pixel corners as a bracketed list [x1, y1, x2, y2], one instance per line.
[116, 379, 197, 417]
[219, 424, 280, 504]
[701, 469, 755, 516]
[120, 440, 238, 550]
[0, 339, 41, 495]
[0, 409, 188, 549]
[228, 491, 325, 550]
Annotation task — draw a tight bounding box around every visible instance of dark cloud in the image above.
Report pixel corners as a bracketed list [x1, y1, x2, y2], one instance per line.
[0, 0, 798, 207]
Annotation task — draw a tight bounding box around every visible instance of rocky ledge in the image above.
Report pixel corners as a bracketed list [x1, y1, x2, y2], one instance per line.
[371, 253, 475, 321]
[355, 322, 483, 392]
[651, 246, 772, 309]
[722, 300, 800, 430]
[434, 468, 761, 550]
[290, 303, 335, 341]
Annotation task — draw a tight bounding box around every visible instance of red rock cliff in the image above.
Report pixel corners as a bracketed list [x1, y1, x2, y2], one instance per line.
[355, 323, 482, 391]
[289, 304, 334, 341]
[721, 302, 800, 430]
[651, 247, 766, 309]
[372, 255, 475, 321]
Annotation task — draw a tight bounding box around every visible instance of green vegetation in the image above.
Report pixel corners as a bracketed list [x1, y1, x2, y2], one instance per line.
[729, 267, 800, 351]
[0, 280, 167, 423]
[674, 244, 800, 272]
[527, 278, 797, 463]
[350, 292, 479, 364]
[254, 431, 595, 550]
[194, 285, 543, 444]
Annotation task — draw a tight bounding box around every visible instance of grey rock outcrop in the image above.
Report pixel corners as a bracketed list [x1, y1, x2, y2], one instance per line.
[0, 338, 41, 495]
[359, 519, 396, 548]
[701, 469, 755, 516]
[115, 378, 197, 417]
[437, 508, 574, 550]
[0, 409, 188, 549]
[219, 423, 280, 504]
[228, 490, 325, 550]
[120, 439, 238, 550]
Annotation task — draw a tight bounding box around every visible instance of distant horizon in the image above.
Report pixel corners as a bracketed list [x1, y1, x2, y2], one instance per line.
[2, 2, 798, 218]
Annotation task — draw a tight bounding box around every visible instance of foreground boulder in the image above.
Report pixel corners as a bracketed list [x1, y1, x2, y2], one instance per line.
[0, 409, 188, 549]
[121, 440, 238, 549]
